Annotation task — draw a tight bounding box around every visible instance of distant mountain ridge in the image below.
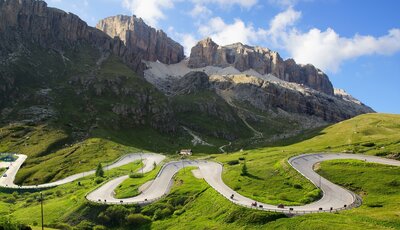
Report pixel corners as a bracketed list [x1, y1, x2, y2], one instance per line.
[188, 38, 334, 95]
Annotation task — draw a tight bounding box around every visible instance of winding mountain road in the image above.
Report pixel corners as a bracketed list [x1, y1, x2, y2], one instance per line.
[0, 153, 165, 189]
[1, 153, 399, 214]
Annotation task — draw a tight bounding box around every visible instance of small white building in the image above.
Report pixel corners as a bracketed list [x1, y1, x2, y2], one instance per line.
[179, 149, 193, 156]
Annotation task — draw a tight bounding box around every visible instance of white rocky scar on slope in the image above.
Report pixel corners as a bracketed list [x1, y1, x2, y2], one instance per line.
[182, 126, 213, 146]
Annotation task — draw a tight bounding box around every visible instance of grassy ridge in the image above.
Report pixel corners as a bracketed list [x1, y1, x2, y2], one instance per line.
[263, 160, 400, 229]
[214, 113, 400, 206]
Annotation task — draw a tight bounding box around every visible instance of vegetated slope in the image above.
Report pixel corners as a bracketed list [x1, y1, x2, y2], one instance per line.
[151, 113, 400, 229]
[0, 43, 192, 185]
[1, 114, 398, 229]
[264, 160, 400, 230]
[216, 113, 400, 203]
[288, 113, 400, 156]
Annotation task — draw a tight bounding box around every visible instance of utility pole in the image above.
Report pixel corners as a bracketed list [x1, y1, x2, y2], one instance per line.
[39, 192, 44, 230]
[140, 152, 144, 175]
[181, 156, 185, 174]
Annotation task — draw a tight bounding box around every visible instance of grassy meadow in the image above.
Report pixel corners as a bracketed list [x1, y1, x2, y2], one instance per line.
[0, 113, 398, 229]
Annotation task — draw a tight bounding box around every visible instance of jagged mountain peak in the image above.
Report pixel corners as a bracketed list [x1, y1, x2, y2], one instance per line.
[188, 38, 334, 95]
[97, 15, 185, 65]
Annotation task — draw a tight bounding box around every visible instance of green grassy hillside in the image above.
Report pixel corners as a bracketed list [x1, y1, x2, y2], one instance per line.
[0, 113, 399, 229]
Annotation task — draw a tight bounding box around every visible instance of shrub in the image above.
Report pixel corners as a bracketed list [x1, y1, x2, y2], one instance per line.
[361, 142, 375, 147]
[366, 202, 384, 208]
[5, 197, 16, 204]
[104, 205, 129, 225]
[95, 163, 104, 177]
[244, 212, 286, 224]
[97, 212, 111, 225]
[93, 225, 107, 230]
[76, 220, 94, 230]
[388, 180, 400, 187]
[153, 207, 173, 220]
[55, 190, 63, 197]
[129, 173, 144, 178]
[238, 157, 246, 161]
[241, 162, 248, 176]
[227, 160, 239, 165]
[126, 214, 152, 226]
[293, 184, 303, 189]
[142, 203, 174, 217]
[94, 178, 104, 184]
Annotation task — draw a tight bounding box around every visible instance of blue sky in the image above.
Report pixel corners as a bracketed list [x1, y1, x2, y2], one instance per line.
[46, 0, 400, 114]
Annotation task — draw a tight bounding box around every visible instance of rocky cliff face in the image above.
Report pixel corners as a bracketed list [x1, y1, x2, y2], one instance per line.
[188, 38, 334, 95]
[0, 0, 177, 133]
[170, 73, 373, 124]
[209, 75, 373, 122]
[0, 0, 185, 74]
[97, 15, 184, 64]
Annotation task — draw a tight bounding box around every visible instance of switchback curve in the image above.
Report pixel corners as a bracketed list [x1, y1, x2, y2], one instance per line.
[1, 153, 399, 215]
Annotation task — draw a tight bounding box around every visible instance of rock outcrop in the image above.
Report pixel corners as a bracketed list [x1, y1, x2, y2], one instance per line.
[97, 15, 184, 64]
[188, 38, 334, 95]
[208, 74, 373, 123]
[0, 0, 146, 72]
[172, 71, 211, 94]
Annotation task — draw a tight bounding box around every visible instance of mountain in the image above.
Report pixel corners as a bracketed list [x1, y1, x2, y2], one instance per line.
[97, 15, 184, 65]
[188, 38, 334, 95]
[0, 0, 374, 155]
[0, 0, 177, 139]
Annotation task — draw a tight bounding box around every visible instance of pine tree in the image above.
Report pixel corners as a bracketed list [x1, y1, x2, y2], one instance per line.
[241, 161, 248, 176]
[95, 163, 104, 177]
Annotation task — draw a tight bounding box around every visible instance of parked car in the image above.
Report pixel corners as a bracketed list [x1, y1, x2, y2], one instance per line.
[2, 174, 7, 177]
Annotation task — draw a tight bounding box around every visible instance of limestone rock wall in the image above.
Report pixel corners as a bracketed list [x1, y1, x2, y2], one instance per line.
[97, 15, 184, 64]
[188, 38, 334, 95]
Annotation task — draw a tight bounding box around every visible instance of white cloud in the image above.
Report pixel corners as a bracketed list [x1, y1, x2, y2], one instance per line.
[181, 34, 198, 55]
[166, 27, 198, 56]
[121, 0, 174, 27]
[121, 0, 258, 28]
[198, 17, 266, 46]
[285, 28, 400, 72]
[192, 0, 258, 8]
[268, 7, 301, 43]
[266, 7, 400, 73]
[268, 0, 299, 8]
[190, 4, 212, 17]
